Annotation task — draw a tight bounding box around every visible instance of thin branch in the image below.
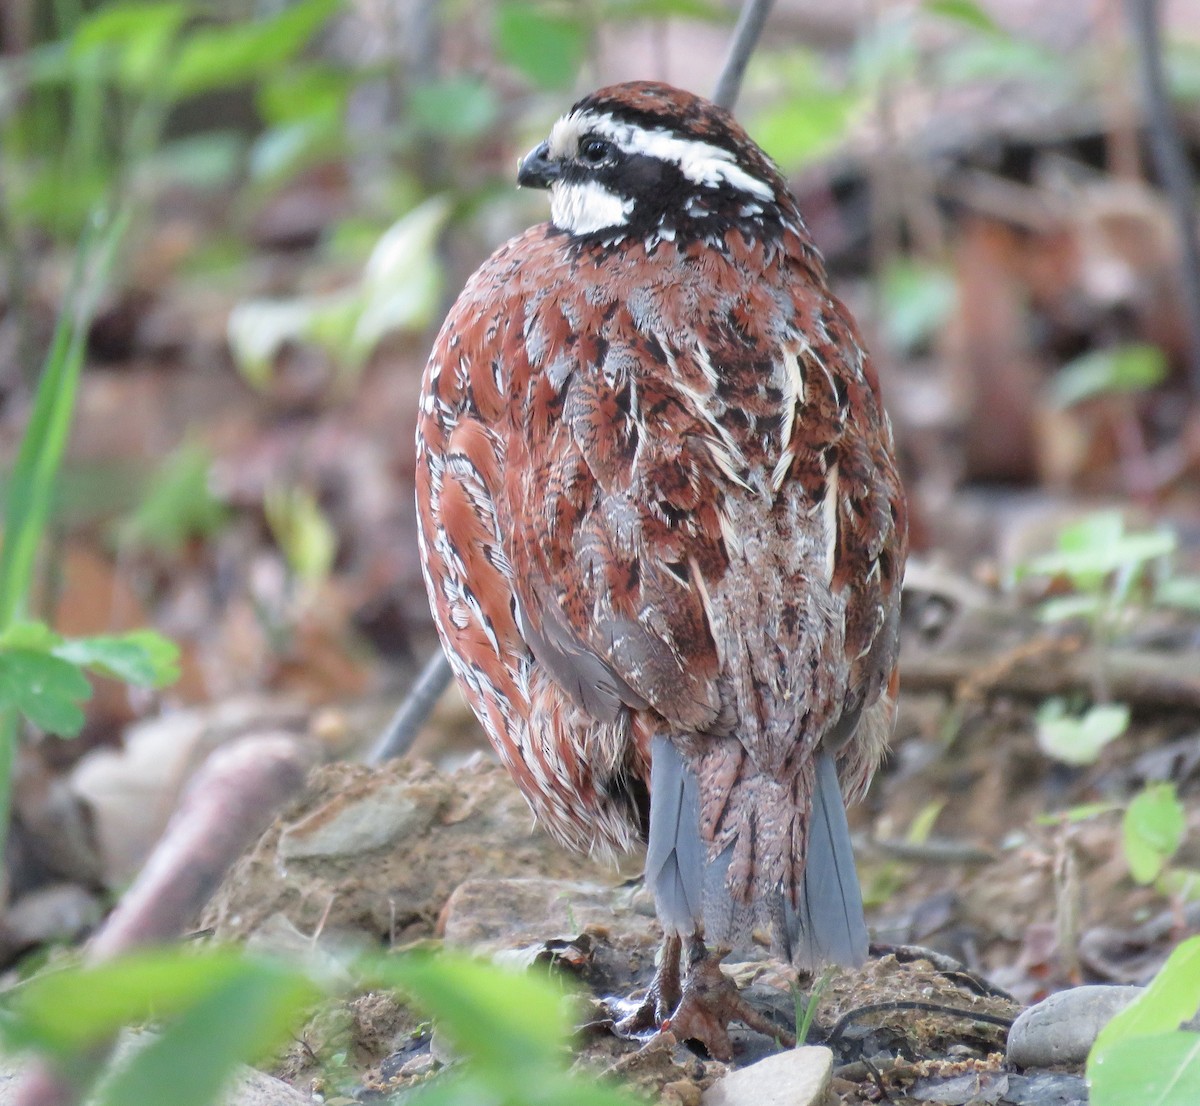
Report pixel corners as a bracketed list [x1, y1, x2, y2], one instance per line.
[712, 0, 776, 110]
[369, 648, 453, 763]
[1125, 0, 1200, 397]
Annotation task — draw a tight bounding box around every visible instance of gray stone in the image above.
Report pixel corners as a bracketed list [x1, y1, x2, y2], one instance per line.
[701, 1047, 833, 1106]
[277, 782, 440, 859]
[1006, 985, 1144, 1069]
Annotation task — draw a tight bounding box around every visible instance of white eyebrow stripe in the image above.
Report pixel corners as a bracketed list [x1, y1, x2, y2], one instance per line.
[569, 111, 774, 202]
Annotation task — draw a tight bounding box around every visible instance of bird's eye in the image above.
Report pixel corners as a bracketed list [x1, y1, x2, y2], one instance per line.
[579, 137, 614, 165]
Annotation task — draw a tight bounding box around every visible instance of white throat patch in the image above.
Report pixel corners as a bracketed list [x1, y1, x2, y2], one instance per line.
[549, 179, 633, 235]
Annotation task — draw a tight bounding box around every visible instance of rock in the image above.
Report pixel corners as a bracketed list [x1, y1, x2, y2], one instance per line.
[277, 780, 440, 859]
[2, 883, 102, 952]
[202, 757, 627, 946]
[1006, 985, 1143, 1069]
[700, 1047, 833, 1106]
[1004, 1071, 1089, 1106]
[440, 877, 643, 950]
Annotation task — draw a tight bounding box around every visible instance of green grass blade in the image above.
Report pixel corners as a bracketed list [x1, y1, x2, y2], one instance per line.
[0, 206, 129, 628]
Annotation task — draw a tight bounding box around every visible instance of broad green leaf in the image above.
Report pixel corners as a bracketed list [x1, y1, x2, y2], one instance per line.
[1090, 1032, 1200, 1106]
[354, 196, 450, 354]
[55, 631, 180, 689]
[1020, 512, 1176, 591]
[1052, 344, 1168, 408]
[168, 0, 341, 98]
[1092, 936, 1200, 1053]
[97, 964, 319, 1106]
[118, 442, 230, 553]
[1034, 700, 1129, 766]
[751, 92, 860, 171]
[369, 952, 575, 1076]
[0, 649, 92, 736]
[495, 2, 587, 89]
[0, 622, 62, 652]
[880, 260, 957, 353]
[0, 948, 288, 1055]
[70, 1, 189, 91]
[1124, 783, 1186, 884]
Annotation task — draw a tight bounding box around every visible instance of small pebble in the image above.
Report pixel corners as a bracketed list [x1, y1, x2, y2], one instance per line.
[701, 1047, 832, 1106]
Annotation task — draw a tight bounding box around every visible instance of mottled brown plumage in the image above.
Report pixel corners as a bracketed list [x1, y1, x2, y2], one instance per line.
[416, 81, 906, 1058]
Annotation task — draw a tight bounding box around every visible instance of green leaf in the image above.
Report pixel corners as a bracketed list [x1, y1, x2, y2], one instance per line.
[70, 1, 189, 91]
[1124, 783, 1186, 884]
[1020, 512, 1176, 591]
[0, 649, 92, 736]
[55, 631, 180, 689]
[879, 260, 957, 353]
[118, 442, 230, 554]
[96, 963, 319, 1106]
[1090, 1031, 1200, 1106]
[1089, 937, 1200, 1106]
[923, 0, 1005, 35]
[0, 209, 129, 627]
[168, 0, 341, 98]
[1093, 936, 1200, 1052]
[1052, 344, 1169, 408]
[263, 487, 337, 588]
[1034, 699, 1129, 766]
[495, 2, 587, 89]
[368, 951, 574, 1077]
[750, 92, 860, 171]
[0, 948, 308, 1056]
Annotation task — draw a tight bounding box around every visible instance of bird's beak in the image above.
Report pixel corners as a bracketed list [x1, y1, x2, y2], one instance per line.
[517, 141, 560, 189]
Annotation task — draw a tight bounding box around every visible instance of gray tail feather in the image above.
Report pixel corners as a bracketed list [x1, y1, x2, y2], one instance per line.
[783, 750, 869, 967]
[645, 735, 705, 934]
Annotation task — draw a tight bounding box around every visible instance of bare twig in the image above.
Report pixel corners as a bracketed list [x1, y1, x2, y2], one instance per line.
[712, 0, 776, 110]
[370, 648, 454, 763]
[11, 735, 312, 1106]
[902, 644, 1200, 712]
[1125, 0, 1200, 396]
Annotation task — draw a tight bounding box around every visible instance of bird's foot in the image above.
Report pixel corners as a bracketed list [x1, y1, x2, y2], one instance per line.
[613, 934, 683, 1035]
[661, 941, 796, 1062]
[613, 935, 795, 1062]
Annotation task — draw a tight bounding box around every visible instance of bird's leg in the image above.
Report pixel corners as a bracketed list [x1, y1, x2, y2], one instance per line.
[661, 934, 796, 1062]
[614, 932, 683, 1033]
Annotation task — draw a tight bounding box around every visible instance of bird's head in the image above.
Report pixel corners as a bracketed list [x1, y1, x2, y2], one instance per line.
[517, 81, 793, 241]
